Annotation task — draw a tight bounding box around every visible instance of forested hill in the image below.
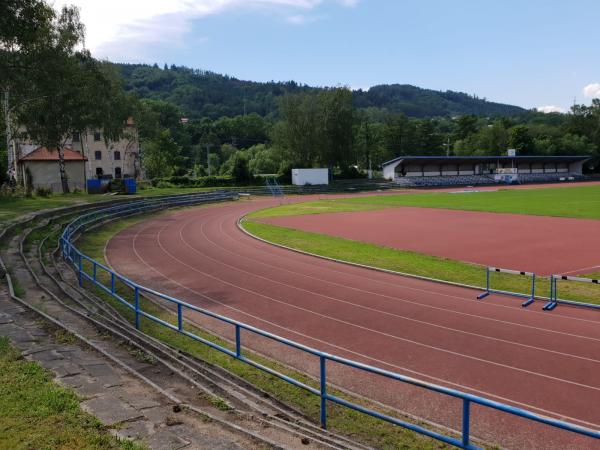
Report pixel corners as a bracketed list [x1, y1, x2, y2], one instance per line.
[114, 63, 526, 119]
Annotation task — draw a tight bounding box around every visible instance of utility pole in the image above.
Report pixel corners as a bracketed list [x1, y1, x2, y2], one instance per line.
[445, 136, 451, 157]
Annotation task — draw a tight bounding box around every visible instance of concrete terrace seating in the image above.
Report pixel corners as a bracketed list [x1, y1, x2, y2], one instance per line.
[393, 175, 497, 187]
[393, 173, 585, 187]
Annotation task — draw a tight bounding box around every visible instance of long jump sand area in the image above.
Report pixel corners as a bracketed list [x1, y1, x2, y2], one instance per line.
[261, 206, 600, 275]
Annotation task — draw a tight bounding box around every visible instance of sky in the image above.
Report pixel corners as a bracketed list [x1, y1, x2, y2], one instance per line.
[52, 0, 600, 112]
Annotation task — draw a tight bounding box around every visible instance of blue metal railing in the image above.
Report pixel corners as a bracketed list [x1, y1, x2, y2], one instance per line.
[60, 194, 600, 449]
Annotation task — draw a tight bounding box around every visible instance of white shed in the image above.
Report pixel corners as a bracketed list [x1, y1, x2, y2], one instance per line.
[291, 168, 329, 186]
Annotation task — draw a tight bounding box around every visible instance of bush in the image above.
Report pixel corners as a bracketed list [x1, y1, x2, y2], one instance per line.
[34, 186, 53, 197]
[152, 175, 243, 188]
[338, 166, 366, 179]
[155, 180, 176, 189]
[137, 180, 152, 190]
[0, 183, 26, 198]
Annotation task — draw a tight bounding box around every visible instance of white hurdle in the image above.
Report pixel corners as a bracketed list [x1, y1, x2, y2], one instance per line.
[550, 274, 600, 310]
[477, 267, 537, 307]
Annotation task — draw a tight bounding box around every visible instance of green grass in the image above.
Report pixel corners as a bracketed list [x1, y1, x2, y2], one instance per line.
[249, 184, 600, 220]
[0, 336, 144, 450]
[0, 186, 236, 226]
[0, 193, 127, 225]
[75, 213, 453, 450]
[242, 221, 600, 305]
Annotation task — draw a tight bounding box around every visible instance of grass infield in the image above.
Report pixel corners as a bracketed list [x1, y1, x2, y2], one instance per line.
[249, 184, 600, 220]
[244, 183, 600, 306]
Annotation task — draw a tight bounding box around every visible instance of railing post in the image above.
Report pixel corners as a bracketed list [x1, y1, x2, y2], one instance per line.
[92, 261, 97, 283]
[531, 273, 536, 300]
[177, 304, 183, 331]
[134, 286, 140, 330]
[462, 398, 470, 448]
[111, 272, 115, 294]
[235, 324, 241, 358]
[486, 267, 490, 293]
[320, 355, 327, 429]
[78, 254, 83, 287]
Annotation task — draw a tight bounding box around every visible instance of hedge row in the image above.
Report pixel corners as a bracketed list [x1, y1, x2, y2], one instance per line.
[150, 175, 283, 188]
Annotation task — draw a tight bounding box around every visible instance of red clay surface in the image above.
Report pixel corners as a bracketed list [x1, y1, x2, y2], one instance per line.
[262, 207, 600, 275]
[106, 197, 600, 450]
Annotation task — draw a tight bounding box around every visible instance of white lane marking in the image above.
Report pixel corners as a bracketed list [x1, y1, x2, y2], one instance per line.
[233, 209, 600, 327]
[560, 264, 600, 276]
[150, 215, 600, 395]
[109, 216, 600, 431]
[219, 210, 600, 338]
[171, 212, 600, 366]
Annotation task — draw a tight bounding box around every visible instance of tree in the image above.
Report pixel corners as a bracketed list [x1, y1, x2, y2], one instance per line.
[508, 125, 535, 155]
[231, 153, 252, 183]
[273, 92, 322, 167]
[142, 129, 182, 179]
[21, 51, 131, 192]
[1, 0, 80, 184]
[453, 115, 478, 141]
[318, 88, 354, 168]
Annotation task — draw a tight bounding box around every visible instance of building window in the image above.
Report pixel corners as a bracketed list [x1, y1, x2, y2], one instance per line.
[115, 167, 122, 178]
[96, 167, 103, 177]
[72, 132, 80, 142]
[94, 151, 102, 160]
[114, 150, 121, 160]
[94, 131, 101, 141]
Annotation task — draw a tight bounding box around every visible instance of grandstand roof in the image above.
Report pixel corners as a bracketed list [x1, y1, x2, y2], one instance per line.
[383, 155, 591, 167]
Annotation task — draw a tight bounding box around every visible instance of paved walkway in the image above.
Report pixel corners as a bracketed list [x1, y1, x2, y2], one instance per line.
[0, 286, 253, 450]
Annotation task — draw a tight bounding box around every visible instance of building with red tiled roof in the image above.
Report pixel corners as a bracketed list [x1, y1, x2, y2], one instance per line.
[19, 147, 88, 161]
[18, 147, 87, 192]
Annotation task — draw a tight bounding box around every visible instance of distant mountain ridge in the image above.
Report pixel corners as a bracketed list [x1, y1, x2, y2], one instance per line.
[114, 63, 527, 119]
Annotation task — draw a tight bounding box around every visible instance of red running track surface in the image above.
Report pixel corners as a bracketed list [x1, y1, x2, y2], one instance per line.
[106, 198, 600, 450]
[261, 207, 600, 276]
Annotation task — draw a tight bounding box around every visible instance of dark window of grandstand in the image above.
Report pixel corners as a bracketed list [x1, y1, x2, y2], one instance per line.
[114, 150, 121, 160]
[115, 167, 122, 178]
[72, 132, 80, 142]
[94, 151, 102, 160]
[96, 167, 103, 177]
[93, 131, 101, 141]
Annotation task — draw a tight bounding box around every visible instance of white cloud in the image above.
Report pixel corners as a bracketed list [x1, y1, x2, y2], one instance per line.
[536, 105, 565, 113]
[583, 83, 600, 99]
[285, 14, 321, 25]
[51, 0, 357, 60]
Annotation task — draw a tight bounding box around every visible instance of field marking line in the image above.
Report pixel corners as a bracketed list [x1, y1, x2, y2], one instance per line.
[233, 209, 600, 327]
[238, 214, 600, 325]
[169, 210, 600, 366]
[560, 264, 600, 276]
[106, 210, 600, 431]
[154, 214, 600, 395]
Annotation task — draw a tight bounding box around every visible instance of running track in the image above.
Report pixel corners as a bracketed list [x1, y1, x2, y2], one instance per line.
[106, 197, 600, 450]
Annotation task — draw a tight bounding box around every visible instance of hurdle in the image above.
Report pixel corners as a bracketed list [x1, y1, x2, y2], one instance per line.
[550, 274, 600, 310]
[477, 267, 537, 307]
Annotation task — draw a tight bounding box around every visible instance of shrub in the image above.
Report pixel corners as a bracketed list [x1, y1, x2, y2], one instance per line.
[155, 180, 176, 189]
[137, 180, 152, 190]
[34, 186, 53, 197]
[151, 175, 241, 188]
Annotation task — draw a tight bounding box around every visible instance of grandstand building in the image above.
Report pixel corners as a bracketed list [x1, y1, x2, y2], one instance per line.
[382, 155, 591, 187]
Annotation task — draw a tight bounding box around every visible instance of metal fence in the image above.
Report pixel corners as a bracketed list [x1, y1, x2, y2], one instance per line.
[60, 193, 600, 450]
